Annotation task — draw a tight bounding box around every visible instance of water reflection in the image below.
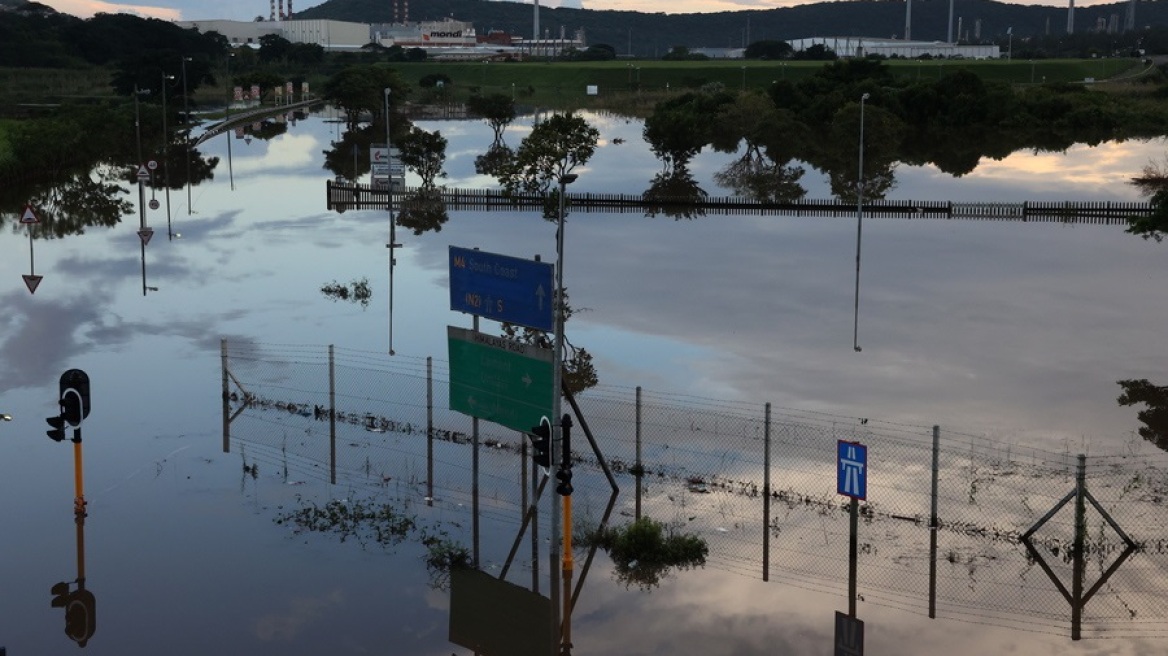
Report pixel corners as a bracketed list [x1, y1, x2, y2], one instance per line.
[643, 166, 708, 220]
[1116, 379, 1168, 451]
[6, 107, 1168, 655]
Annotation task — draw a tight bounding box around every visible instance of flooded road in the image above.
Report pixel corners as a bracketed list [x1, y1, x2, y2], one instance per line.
[1, 109, 1167, 654]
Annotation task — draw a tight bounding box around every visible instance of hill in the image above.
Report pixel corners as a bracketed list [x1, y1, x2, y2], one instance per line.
[296, 0, 1168, 58]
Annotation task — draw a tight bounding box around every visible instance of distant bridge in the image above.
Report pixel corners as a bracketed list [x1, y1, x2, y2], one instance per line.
[325, 180, 1152, 225]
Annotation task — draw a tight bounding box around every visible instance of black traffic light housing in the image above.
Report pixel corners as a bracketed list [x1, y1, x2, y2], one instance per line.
[46, 369, 90, 444]
[555, 414, 574, 496]
[51, 581, 97, 647]
[528, 417, 551, 470]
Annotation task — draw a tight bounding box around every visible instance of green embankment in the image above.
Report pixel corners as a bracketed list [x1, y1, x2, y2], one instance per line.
[389, 58, 1148, 108]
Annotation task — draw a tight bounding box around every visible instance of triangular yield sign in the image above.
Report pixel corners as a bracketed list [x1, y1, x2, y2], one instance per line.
[20, 204, 40, 224]
[23, 274, 43, 294]
[137, 165, 150, 180]
[138, 228, 154, 245]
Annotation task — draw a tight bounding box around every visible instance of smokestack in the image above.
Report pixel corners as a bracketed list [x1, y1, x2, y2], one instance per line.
[403, 0, 409, 24]
[278, 0, 284, 19]
[270, 0, 275, 21]
[288, 0, 292, 17]
[1067, 0, 1075, 34]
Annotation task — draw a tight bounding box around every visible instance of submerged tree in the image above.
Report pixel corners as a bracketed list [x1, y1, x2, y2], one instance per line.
[498, 112, 599, 199]
[397, 126, 447, 189]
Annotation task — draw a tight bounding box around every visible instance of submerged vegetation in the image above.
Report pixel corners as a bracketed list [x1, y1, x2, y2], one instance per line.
[274, 496, 472, 589]
[582, 516, 709, 590]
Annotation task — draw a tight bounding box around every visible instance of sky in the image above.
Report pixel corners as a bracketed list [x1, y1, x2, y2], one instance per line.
[37, 0, 1120, 22]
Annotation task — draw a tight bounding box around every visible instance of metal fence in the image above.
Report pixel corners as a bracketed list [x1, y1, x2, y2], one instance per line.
[221, 339, 1168, 641]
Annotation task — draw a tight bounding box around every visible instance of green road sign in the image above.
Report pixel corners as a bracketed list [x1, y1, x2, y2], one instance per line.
[447, 326, 553, 434]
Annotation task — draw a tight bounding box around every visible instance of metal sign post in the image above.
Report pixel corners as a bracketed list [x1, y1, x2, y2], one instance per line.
[837, 440, 867, 617]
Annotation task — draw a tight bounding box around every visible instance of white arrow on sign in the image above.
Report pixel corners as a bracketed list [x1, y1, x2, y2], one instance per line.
[23, 274, 43, 294]
[535, 284, 546, 310]
[522, 373, 532, 388]
[19, 204, 40, 224]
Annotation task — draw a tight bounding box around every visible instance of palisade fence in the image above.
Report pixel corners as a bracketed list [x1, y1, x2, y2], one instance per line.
[220, 339, 1168, 641]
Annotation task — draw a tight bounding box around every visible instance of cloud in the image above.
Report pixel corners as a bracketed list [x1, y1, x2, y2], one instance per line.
[40, 0, 181, 20]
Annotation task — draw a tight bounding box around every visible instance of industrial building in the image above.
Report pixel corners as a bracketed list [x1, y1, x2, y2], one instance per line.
[788, 37, 1001, 60]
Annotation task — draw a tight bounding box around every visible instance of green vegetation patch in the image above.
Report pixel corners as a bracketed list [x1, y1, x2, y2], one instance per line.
[582, 516, 708, 590]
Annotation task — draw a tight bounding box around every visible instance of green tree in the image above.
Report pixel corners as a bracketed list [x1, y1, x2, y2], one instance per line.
[466, 93, 516, 143]
[744, 40, 793, 60]
[322, 65, 405, 130]
[499, 113, 599, 197]
[397, 127, 447, 188]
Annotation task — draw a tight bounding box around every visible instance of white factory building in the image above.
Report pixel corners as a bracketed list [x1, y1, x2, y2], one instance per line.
[789, 36, 1001, 60]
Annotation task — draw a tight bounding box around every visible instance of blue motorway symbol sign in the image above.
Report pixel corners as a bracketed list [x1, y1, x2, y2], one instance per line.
[449, 246, 554, 332]
[834, 611, 864, 656]
[837, 440, 868, 500]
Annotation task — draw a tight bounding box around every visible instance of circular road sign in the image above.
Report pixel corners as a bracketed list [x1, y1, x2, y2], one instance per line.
[147, 160, 158, 170]
[148, 199, 160, 210]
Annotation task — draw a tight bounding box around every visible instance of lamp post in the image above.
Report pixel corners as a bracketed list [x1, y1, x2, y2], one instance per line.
[181, 56, 193, 215]
[853, 93, 869, 353]
[550, 171, 577, 652]
[385, 87, 400, 356]
[225, 52, 235, 191]
[161, 73, 175, 240]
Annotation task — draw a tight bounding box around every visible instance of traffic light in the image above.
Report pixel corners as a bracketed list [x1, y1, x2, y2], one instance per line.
[50, 582, 96, 647]
[59, 369, 90, 426]
[60, 393, 83, 427]
[555, 467, 573, 497]
[64, 589, 96, 647]
[46, 415, 68, 442]
[528, 418, 551, 470]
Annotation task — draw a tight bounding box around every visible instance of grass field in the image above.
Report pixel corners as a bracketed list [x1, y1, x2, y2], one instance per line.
[390, 57, 1152, 108]
[0, 57, 1155, 125]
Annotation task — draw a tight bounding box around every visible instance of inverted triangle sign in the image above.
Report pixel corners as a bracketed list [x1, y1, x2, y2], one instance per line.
[138, 228, 154, 245]
[23, 274, 43, 294]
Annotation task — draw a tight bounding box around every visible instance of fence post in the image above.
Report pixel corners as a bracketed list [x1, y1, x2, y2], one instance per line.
[763, 402, 771, 582]
[221, 338, 230, 453]
[635, 386, 643, 521]
[1071, 453, 1087, 640]
[427, 356, 434, 506]
[329, 344, 336, 484]
[929, 424, 939, 618]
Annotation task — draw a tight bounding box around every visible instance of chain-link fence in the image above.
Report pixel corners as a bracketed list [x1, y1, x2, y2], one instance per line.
[221, 339, 1168, 641]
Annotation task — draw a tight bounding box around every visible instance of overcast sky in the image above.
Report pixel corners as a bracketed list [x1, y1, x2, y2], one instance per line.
[39, 0, 1118, 23]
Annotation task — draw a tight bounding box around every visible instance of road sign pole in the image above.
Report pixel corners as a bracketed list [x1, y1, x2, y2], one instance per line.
[848, 496, 858, 617]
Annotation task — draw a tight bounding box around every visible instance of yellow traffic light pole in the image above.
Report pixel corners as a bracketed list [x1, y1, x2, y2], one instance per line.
[562, 495, 574, 653]
[73, 436, 85, 517]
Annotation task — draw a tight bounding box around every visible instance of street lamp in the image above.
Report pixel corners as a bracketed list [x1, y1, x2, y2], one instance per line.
[853, 92, 869, 353]
[225, 51, 235, 191]
[181, 56, 193, 215]
[161, 73, 175, 240]
[385, 87, 400, 356]
[550, 170, 577, 651]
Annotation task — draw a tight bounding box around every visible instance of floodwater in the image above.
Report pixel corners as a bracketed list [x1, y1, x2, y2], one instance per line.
[1, 108, 1167, 655]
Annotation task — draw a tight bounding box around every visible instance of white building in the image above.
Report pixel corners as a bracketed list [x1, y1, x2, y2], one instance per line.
[789, 36, 1000, 60]
[176, 19, 374, 50]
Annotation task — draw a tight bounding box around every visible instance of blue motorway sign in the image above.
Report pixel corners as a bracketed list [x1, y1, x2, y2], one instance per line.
[449, 246, 554, 332]
[837, 440, 868, 500]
